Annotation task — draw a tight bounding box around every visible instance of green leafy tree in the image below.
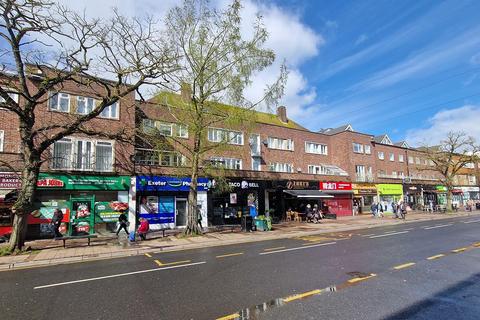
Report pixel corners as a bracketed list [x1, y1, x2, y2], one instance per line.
[148, 0, 287, 235]
[0, 0, 177, 251]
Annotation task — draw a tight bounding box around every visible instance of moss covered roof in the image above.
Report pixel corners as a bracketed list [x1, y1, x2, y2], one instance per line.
[151, 91, 306, 130]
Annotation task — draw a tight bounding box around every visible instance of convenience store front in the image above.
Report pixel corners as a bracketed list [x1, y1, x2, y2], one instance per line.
[35, 173, 130, 236]
[376, 184, 403, 213]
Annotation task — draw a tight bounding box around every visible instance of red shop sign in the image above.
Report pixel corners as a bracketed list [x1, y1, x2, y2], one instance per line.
[37, 178, 64, 188]
[319, 181, 352, 191]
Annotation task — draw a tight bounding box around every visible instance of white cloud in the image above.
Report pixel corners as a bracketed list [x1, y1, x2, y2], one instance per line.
[355, 34, 368, 46]
[405, 105, 480, 146]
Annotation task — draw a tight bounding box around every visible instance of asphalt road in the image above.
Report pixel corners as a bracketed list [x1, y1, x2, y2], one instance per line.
[1, 215, 479, 320]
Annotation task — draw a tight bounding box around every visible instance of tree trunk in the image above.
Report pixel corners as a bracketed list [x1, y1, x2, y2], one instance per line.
[446, 190, 453, 212]
[184, 145, 201, 235]
[8, 163, 40, 252]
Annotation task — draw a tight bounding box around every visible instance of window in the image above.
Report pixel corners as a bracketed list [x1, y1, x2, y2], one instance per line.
[252, 157, 261, 171]
[464, 162, 475, 169]
[415, 157, 420, 165]
[268, 162, 293, 173]
[52, 137, 114, 171]
[210, 157, 242, 170]
[399, 154, 404, 162]
[95, 142, 113, 171]
[160, 152, 186, 167]
[157, 122, 173, 136]
[364, 145, 371, 154]
[0, 88, 19, 105]
[308, 165, 326, 175]
[353, 143, 364, 153]
[408, 156, 414, 164]
[249, 134, 261, 156]
[49, 92, 70, 112]
[0, 130, 4, 152]
[355, 165, 365, 176]
[208, 128, 244, 145]
[305, 142, 328, 155]
[398, 171, 404, 177]
[378, 151, 384, 160]
[468, 175, 477, 185]
[100, 101, 119, 119]
[389, 153, 395, 161]
[392, 171, 397, 177]
[142, 119, 155, 134]
[76, 96, 95, 114]
[135, 149, 159, 165]
[176, 124, 188, 138]
[268, 137, 294, 151]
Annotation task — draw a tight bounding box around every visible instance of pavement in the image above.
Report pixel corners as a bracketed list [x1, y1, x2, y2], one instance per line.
[0, 210, 478, 271]
[1, 213, 479, 320]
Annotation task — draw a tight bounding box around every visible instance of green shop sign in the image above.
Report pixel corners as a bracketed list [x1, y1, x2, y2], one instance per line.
[376, 184, 403, 195]
[436, 185, 447, 192]
[37, 174, 130, 191]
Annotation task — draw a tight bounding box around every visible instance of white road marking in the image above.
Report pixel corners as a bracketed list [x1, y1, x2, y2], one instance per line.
[362, 234, 376, 237]
[404, 227, 415, 231]
[463, 219, 480, 224]
[34, 261, 206, 290]
[259, 242, 336, 255]
[423, 224, 453, 230]
[369, 231, 409, 239]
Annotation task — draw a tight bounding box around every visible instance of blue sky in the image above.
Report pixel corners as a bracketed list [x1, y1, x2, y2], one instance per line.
[9, 0, 480, 145]
[265, 0, 480, 145]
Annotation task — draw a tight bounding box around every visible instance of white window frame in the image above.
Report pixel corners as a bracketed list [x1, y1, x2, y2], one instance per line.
[49, 92, 71, 113]
[252, 157, 261, 171]
[415, 157, 420, 165]
[51, 137, 115, 172]
[268, 162, 293, 173]
[210, 157, 242, 170]
[99, 101, 119, 119]
[364, 145, 371, 154]
[157, 122, 173, 136]
[378, 151, 385, 160]
[352, 143, 364, 154]
[398, 154, 404, 162]
[268, 137, 294, 151]
[308, 165, 326, 175]
[408, 156, 414, 164]
[0, 130, 4, 152]
[0, 88, 19, 107]
[208, 127, 244, 145]
[389, 153, 395, 161]
[76, 96, 96, 115]
[176, 124, 188, 139]
[305, 141, 328, 155]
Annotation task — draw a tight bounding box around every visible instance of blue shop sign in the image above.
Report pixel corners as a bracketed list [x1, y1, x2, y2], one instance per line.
[136, 176, 210, 192]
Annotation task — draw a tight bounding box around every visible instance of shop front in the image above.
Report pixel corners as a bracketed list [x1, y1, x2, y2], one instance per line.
[0, 172, 21, 237]
[208, 179, 265, 225]
[435, 185, 447, 206]
[352, 183, 377, 214]
[319, 181, 353, 216]
[266, 180, 319, 222]
[134, 176, 209, 230]
[376, 184, 403, 213]
[403, 184, 424, 208]
[458, 186, 480, 206]
[35, 173, 130, 236]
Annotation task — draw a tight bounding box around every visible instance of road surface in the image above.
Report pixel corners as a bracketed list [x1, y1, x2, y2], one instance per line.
[1, 215, 479, 320]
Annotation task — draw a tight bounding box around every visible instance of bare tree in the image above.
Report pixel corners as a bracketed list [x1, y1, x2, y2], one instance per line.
[144, 0, 286, 235]
[421, 131, 479, 211]
[0, 0, 177, 251]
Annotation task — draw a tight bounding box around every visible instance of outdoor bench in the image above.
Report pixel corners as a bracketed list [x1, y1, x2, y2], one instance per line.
[55, 234, 98, 248]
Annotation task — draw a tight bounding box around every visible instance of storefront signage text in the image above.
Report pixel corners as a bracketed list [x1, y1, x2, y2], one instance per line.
[376, 184, 403, 195]
[286, 180, 310, 189]
[137, 176, 210, 192]
[228, 180, 260, 189]
[36, 174, 130, 191]
[319, 181, 352, 191]
[0, 173, 21, 189]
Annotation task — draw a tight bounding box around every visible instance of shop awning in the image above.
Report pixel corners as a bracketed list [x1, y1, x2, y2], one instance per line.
[322, 190, 354, 195]
[283, 190, 334, 198]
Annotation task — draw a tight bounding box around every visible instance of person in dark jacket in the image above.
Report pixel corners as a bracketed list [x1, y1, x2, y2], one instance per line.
[51, 209, 64, 238]
[116, 212, 129, 236]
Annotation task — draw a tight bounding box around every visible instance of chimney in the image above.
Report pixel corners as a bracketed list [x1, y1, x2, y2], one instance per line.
[276, 106, 288, 123]
[180, 83, 192, 102]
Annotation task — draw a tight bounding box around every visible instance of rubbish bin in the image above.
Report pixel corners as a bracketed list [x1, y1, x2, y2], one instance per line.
[254, 218, 267, 231]
[241, 215, 253, 232]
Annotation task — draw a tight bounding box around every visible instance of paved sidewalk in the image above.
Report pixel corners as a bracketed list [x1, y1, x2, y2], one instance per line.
[1, 211, 478, 271]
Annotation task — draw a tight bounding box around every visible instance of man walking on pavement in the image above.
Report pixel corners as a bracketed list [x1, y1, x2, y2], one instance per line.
[51, 208, 64, 238]
[116, 211, 129, 236]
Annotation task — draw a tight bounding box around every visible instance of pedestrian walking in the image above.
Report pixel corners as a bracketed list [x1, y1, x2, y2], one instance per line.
[371, 202, 378, 218]
[137, 218, 149, 240]
[379, 202, 385, 218]
[51, 208, 64, 238]
[197, 208, 203, 230]
[399, 201, 407, 220]
[116, 211, 129, 236]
